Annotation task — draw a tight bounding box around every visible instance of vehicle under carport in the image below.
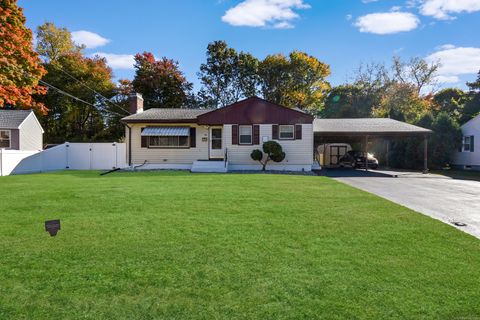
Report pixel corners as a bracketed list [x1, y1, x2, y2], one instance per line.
[313, 118, 433, 172]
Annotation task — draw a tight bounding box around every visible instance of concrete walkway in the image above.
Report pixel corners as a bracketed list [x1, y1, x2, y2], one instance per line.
[326, 169, 480, 239]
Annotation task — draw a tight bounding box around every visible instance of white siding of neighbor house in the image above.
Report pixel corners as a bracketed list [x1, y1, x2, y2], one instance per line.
[224, 124, 313, 170]
[453, 115, 480, 170]
[18, 112, 43, 151]
[127, 123, 209, 165]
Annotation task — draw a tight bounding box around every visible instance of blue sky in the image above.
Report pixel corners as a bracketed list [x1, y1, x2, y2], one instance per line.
[19, 0, 480, 91]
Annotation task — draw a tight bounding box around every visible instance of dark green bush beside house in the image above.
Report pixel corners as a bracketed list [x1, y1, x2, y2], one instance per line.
[251, 141, 286, 171]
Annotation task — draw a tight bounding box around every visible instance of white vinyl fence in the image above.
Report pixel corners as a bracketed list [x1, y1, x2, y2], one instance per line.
[0, 142, 127, 176]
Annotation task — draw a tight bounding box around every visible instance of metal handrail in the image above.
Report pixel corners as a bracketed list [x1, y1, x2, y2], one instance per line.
[224, 148, 228, 168]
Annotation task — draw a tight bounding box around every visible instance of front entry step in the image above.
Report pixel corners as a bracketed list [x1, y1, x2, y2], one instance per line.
[191, 160, 228, 173]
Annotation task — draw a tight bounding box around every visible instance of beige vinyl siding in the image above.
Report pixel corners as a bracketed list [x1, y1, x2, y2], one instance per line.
[18, 113, 43, 151]
[127, 123, 209, 165]
[224, 124, 313, 165]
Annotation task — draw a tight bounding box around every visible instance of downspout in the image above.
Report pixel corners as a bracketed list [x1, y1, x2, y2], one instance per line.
[125, 123, 132, 166]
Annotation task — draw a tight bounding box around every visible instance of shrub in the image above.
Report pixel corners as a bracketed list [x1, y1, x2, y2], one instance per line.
[250, 141, 286, 171]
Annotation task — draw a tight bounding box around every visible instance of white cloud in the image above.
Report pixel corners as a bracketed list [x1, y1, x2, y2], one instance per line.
[354, 12, 420, 34]
[93, 52, 135, 70]
[71, 30, 110, 49]
[436, 44, 455, 50]
[436, 75, 460, 84]
[346, 14, 353, 21]
[419, 0, 480, 20]
[426, 46, 480, 83]
[221, 0, 310, 29]
[362, 0, 380, 3]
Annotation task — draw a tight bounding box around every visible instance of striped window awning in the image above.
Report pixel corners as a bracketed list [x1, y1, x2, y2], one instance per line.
[141, 127, 190, 136]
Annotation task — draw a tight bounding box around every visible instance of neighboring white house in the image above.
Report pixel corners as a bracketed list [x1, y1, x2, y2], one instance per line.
[0, 109, 44, 151]
[453, 114, 479, 170]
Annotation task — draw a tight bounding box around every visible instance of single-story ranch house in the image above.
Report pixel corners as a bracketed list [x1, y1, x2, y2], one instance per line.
[0, 109, 44, 151]
[122, 94, 432, 172]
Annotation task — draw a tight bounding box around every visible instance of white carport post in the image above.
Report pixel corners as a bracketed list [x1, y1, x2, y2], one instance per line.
[364, 135, 369, 172]
[423, 135, 429, 174]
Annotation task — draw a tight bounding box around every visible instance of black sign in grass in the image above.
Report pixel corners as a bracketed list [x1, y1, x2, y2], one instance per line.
[45, 220, 61, 236]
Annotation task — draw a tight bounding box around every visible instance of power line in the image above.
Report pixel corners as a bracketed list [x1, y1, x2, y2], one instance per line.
[50, 63, 130, 115]
[5, 61, 129, 118]
[38, 79, 95, 107]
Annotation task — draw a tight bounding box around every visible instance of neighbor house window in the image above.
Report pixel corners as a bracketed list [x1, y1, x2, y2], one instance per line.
[0, 130, 10, 148]
[279, 125, 294, 139]
[463, 136, 471, 152]
[462, 135, 474, 152]
[239, 125, 252, 144]
[149, 136, 189, 148]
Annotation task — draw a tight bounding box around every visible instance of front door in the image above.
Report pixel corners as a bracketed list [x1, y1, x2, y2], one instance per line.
[209, 127, 224, 159]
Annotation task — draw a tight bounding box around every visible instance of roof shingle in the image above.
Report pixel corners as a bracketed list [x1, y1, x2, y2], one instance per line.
[122, 108, 213, 123]
[313, 118, 432, 134]
[0, 109, 32, 129]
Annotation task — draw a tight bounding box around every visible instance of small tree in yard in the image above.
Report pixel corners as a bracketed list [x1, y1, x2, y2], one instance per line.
[251, 141, 286, 171]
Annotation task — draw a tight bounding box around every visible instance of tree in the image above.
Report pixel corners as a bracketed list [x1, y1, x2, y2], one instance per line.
[0, 0, 47, 112]
[197, 41, 260, 108]
[258, 54, 291, 106]
[322, 84, 377, 118]
[198, 41, 237, 108]
[392, 56, 439, 94]
[35, 22, 82, 62]
[37, 52, 116, 143]
[430, 112, 462, 168]
[259, 51, 330, 111]
[97, 79, 132, 141]
[234, 52, 260, 100]
[373, 82, 433, 123]
[461, 70, 480, 124]
[433, 88, 466, 122]
[132, 52, 193, 110]
[250, 141, 286, 171]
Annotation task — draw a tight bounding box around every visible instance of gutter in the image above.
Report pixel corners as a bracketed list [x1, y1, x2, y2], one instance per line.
[125, 123, 132, 166]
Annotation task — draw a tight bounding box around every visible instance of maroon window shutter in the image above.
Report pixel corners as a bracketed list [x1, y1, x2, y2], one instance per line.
[190, 127, 196, 148]
[253, 125, 260, 145]
[295, 124, 302, 140]
[272, 125, 279, 140]
[232, 125, 238, 145]
[141, 128, 148, 148]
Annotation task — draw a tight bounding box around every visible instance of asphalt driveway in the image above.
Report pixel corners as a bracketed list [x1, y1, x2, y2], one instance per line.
[325, 169, 480, 239]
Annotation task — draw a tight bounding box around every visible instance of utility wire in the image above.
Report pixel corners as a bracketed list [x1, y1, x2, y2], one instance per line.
[4, 61, 129, 118]
[38, 79, 95, 107]
[50, 63, 130, 115]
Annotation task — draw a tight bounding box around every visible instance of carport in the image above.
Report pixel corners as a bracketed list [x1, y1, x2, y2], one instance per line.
[313, 118, 433, 173]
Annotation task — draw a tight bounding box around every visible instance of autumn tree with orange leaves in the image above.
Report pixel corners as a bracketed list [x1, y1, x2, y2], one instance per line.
[0, 0, 47, 113]
[132, 52, 193, 110]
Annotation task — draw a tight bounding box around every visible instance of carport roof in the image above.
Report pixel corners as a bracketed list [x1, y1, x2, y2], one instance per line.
[313, 118, 432, 136]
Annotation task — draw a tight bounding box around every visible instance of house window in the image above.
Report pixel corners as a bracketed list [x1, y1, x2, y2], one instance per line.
[0, 130, 10, 148]
[279, 125, 294, 139]
[149, 136, 189, 148]
[239, 125, 252, 144]
[463, 136, 471, 152]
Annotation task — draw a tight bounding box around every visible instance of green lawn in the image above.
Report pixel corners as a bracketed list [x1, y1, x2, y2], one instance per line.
[1, 171, 480, 319]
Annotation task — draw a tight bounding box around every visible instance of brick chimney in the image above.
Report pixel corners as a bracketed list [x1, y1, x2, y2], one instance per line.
[129, 92, 144, 114]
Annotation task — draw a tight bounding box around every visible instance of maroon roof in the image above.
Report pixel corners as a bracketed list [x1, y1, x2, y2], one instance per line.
[197, 97, 314, 125]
